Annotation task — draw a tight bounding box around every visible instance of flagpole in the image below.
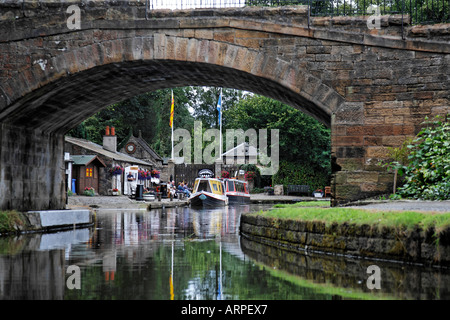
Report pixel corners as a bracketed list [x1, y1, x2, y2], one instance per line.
[171, 121, 174, 160]
[171, 90, 174, 160]
[219, 88, 223, 159]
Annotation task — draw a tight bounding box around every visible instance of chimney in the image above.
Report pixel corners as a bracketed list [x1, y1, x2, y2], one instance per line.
[103, 126, 117, 152]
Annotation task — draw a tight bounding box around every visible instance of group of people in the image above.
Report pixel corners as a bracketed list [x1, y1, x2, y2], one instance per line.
[167, 181, 191, 197]
[126, 171, 191, 198]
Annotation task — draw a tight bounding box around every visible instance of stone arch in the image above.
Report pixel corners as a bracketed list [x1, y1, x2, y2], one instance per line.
[0, 33, 344, 134]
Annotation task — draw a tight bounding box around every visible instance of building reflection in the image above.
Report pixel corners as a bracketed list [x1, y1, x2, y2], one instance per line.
[0, 205, 248, 299]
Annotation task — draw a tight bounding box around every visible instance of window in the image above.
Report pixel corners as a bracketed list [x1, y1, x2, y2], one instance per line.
[212, 184, 218, 191]
[197, 180, 210, 192]
[227, 181, 235, 192]
[193, 180, 198, 192]
[86, 168, 93, 177]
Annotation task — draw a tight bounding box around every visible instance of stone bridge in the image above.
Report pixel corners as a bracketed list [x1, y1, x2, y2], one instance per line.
[1, 1, 449, 211]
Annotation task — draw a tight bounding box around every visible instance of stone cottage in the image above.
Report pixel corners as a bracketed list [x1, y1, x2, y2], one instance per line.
[118, 129, 163, 167]
[118, 129, 169, 181]
[65, 127, 154, 195]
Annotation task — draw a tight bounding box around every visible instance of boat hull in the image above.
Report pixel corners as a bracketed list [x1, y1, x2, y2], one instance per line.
[189, 192, 228, 207]
[226, 194, 251, 204]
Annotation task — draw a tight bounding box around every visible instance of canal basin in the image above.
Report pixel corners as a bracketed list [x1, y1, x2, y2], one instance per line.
[1, 204, 450, 300]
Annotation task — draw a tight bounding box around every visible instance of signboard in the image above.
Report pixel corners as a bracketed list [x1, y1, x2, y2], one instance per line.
[198, 168, 214, 178]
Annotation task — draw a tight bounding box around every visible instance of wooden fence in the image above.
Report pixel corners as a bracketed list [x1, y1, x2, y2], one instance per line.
[174, 163, 215, 188]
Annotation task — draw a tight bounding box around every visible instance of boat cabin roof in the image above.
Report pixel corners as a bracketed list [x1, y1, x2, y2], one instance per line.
[193, 178, 224, 195]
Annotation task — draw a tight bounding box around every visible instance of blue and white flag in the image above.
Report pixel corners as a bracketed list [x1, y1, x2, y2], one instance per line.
[217, 89, 222, 124]
[217, 88, 223, 158]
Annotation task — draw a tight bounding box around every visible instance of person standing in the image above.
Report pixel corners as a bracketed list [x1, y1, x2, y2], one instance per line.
[127, 172, 135, 195]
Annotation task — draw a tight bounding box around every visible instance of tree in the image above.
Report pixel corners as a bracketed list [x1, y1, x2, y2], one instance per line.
[67, 87, 196, 158]
[190, 87, 248, 128]
[225, 94, 331, 169]
[224, 94, 331, 189]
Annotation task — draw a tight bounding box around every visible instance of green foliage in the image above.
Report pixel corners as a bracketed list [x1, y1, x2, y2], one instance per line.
[397, 115, 450, 200]
[251, 187, 265, 193]
[0, 210, 24, 233]
[191, 87, 248, 128]
[225, 95, 331, 182]
[248, 0, 450, 24]
[67, 87, 246, 159]
[272, 160, 330, 192]
[68, 87, 196, 158]
[226, 95, 331, 189]
[379, 137, 414, 178]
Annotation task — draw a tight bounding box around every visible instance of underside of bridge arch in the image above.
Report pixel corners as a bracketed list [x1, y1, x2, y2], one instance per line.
[0, 57, 338, 211]
[3, 60, 332, 134]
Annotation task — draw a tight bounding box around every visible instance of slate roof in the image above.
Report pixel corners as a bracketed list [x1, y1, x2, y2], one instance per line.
[118, 129, 163, 162]
[71, 155, 106, 167]
[65, 136, 152, 166]
[135, 136, 163, 162]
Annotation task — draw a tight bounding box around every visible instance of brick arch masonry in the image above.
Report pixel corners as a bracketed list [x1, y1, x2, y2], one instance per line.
[0, 2, 449, 210]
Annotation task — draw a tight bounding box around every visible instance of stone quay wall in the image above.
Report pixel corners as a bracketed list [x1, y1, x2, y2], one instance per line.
[240, 214, 450, 267]
[0, 209, 94, 236]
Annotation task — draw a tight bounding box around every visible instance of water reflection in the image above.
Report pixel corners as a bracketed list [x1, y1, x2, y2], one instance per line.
[0, 204, 450, 300]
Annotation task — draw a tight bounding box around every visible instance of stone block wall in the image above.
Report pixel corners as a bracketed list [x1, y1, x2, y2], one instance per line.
[0, 123, 66, 211]
[240, 214, 450, 267]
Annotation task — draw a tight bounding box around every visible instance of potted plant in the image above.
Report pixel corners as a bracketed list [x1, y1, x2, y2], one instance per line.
[138, 169, 148, 182]
[84, 187, 95, 197]
[264, 185, 274, 195]
[112, 188, 120, 196]
[221, 170, 230, 179]
[313, 188, 323, 198]
[143, 189, 156, 201]
[109, 165, 124, 175]
[151, 169, 160, 179]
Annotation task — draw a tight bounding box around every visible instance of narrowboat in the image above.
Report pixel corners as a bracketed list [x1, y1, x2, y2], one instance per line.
[223, 179, 250, 204]
[189, 178, 228, 207]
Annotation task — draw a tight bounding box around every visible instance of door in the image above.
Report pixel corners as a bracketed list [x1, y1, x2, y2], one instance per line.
[124, 166, 139, 195]
[84, 165, 99, 192]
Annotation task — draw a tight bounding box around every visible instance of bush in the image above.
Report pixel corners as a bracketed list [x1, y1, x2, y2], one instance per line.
[251, 187, 266, 194]
[397, 115, 450, 200]
[272, 160, 331, 192]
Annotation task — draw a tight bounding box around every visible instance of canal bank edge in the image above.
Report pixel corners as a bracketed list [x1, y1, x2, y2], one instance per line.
[0, 210, 94, 236]
[240, 214, 450, 267]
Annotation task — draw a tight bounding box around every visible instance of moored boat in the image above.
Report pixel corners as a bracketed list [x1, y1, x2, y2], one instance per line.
[189, 177, 228, 207]
[223, 179, 250, 204]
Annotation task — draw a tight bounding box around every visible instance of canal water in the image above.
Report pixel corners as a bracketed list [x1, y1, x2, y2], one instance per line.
[1, 204, 450, 300]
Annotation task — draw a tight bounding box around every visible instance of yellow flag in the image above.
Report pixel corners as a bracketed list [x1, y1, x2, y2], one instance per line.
[170, 90, 174, 128]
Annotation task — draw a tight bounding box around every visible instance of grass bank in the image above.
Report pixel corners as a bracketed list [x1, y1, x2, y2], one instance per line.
[273, 201, 331, 208]
[0, 210, 26, 234]
[253, 203, 450, 234]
